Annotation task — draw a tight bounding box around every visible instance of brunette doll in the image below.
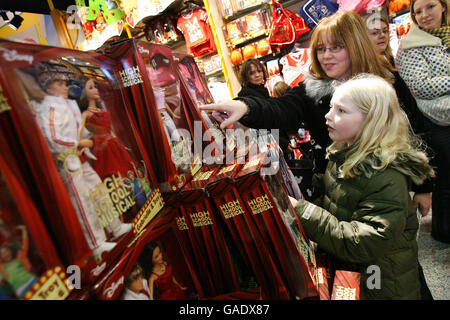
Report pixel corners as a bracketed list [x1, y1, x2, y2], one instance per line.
[138, 241, 187, 300]
[78, 78, 134, 182]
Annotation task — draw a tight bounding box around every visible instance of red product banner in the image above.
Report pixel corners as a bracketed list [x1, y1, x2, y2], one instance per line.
[331, 270, 361, 300]
[235, 160, 318, 300]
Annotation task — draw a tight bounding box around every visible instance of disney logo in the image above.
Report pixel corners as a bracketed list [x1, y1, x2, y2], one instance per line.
[138, 46, 149, 55]
[0, 48, 34, 64]
[91, 262, 106, 277]
[104, 276, 124, 299]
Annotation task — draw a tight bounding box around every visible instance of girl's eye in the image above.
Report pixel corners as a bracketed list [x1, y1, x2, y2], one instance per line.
[338, 108, 346, 113]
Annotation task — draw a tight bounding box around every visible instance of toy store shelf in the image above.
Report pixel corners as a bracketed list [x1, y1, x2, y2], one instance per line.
[229, 32, 269, 50]
[223, 3, 269, 22]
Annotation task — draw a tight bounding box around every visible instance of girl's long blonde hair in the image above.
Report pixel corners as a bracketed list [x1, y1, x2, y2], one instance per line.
[328, 74, 434, 184]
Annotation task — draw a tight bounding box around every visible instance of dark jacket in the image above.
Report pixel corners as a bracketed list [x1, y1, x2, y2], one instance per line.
[237, 74, 433, 192]
[237, 83, 270, 99]
[237, 83, 292, 153]
[295, 146, 425, 299]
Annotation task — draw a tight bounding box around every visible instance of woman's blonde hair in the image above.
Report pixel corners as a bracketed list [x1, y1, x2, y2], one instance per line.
[272, 81, 289, 97]
[309, 11, 394, 81]
[328, 74, 434, 184]
[410, 0, 449, 26]
[363, 14, 395, 67]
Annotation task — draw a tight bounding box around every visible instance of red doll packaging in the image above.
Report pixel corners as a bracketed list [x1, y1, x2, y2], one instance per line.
[174, 166, 243, 297]
[103, 40, 207, 196]
[0, 127, 71, 300]
[0, 39, 164, 285]
[92, 207, 202, 300]
[234, 153, 319, 300]
[206, 162, 291, 299]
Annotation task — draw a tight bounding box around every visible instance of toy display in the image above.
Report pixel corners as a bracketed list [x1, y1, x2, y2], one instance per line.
[0, 30, 366, 301]
[0, 40, 163, 284]
[0, 129, 70, 300]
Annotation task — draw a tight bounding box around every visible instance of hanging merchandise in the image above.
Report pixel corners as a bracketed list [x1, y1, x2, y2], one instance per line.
[0, 40, 164, 285]
[115, 0, 176, 28]
[279, 48, 311, 87]
[389, 0, 411, 15]
[265, 59, 284, 96]
[337, 0, 386, 14]
[177, 7, 217, 57]
[268, 0, 311, 48]
[75, 0, 126, 51]
[299, 0, 339, 29]
[392, 12, 412, 39]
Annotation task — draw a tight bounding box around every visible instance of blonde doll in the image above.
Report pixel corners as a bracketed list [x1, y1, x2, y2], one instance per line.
[291, 74, 434, 300]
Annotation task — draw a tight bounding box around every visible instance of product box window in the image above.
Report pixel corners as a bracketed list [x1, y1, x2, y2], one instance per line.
[0, 132, 70, 300]
[105, 40, 205, 195]
[92, 208, 202, 300]
[0, 40, 164, 282]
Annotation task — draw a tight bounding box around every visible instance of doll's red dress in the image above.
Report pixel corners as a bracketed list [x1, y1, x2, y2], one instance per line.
[86, 110, 134, 180]
[153, 264, 187, 300]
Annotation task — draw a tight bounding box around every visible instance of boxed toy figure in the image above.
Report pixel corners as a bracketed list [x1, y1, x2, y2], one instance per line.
[0, 39, 164, 283]
[103, 40, 205, 195]
[93, 207, 202, 300]
[0, 129, 71, 300]
[234, 155, 319, 299]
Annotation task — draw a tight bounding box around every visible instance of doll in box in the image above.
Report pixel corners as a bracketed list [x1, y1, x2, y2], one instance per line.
[138, 241, 187, 300]
[0, 226, 38, 299]
[121, 263, 152, 300]
[33, 64, 128, 256]
[78, 78, 135, 183]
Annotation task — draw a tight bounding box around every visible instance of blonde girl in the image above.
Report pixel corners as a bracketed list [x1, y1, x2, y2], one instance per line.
[292, 74, 434, 300]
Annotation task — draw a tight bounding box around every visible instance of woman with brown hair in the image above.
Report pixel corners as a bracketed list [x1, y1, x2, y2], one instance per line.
[237, 58, 270, 99]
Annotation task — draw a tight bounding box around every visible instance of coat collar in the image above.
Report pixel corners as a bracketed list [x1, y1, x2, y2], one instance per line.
[399, 23, 442, 51]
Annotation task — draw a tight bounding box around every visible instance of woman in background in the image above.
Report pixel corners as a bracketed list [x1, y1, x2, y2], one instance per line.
[396, 0, 450, 243]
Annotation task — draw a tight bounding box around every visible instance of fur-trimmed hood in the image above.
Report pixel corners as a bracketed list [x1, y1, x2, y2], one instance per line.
[302, 75, 343, 102]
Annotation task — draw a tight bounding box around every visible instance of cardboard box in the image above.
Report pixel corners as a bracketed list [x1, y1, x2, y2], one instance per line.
[177, 169, 242, 296]
[103, 40, 202, 195]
